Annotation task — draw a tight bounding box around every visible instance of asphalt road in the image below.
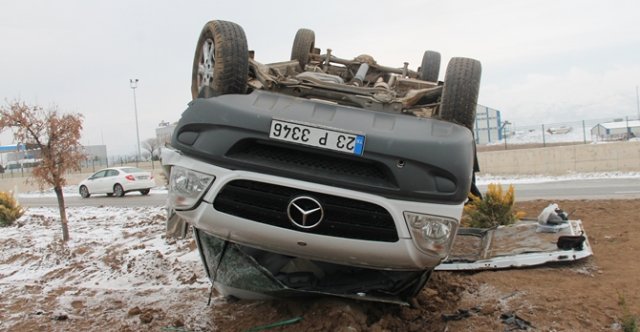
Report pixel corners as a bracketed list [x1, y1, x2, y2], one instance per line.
[479, 178, 640, 201]
[18, 178, 640, 208]
[19, 193, 167, 208]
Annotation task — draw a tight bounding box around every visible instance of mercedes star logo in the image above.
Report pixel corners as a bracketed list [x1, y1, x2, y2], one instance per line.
[287, 196, 324, 229]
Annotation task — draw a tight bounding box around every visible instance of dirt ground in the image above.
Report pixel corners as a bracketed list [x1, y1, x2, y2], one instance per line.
[1, 199, 638, 331]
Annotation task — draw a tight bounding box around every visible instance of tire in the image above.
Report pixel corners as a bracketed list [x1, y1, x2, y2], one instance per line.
[113, 184, 125, 197]
[290, 28, 315, 69]
[79, 185, 90, 199]
[140, 189, 150, 196]
[440, 57, 482, 131]
[419, 50, 441, 82]
[191, 20, 249, 99]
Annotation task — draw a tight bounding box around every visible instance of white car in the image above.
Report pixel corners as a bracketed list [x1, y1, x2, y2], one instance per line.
[79, 167, 156, 198]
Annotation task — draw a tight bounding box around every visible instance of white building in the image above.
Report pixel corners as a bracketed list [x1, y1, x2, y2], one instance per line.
[1, 144, 107, 172]
[591, 119, 640, 141]
[156, 121, 176, 146]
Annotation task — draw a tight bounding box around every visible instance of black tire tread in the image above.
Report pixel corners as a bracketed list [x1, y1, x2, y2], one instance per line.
[440, 57, 482, 131]
[419, 50, 441, 82]
[290, 28, 315, 69]
[191, 20, 249, 99]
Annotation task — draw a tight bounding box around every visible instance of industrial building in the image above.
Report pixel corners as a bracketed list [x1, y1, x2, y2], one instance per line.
[591, 119, 640, 141]
[0, 144, 107, 173]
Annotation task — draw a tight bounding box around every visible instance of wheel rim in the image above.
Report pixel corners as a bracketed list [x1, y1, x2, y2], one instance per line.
[198, 38, 215, 93]
[80, 187, 87, 197]
[115, 185, 123, 196]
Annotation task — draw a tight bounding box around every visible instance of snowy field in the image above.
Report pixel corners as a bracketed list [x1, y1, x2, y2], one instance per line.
[0, 206, 214, 330]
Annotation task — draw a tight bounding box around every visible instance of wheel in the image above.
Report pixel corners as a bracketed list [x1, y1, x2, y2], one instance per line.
[113, 184, 125, 197]
[439, 57, 482, 131]
[79, 185, 90, 198]
[419, 50, 441, 82]
[140, 189, 150, 195]
[191, 20, 249, 99]
[290, 28, 315, 69]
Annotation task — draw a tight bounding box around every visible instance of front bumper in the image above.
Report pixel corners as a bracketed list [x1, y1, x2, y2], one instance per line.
[163, 147, 462, 271]
[170, 90, 475, 205]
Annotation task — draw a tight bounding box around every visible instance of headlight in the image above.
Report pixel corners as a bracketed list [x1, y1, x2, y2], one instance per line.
[168, 166, 215, 210]
[404, 212, 458, 258]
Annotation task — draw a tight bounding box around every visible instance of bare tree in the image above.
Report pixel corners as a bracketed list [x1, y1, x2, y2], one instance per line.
[142, 137, 160, 169]
[0, 101, 85, 241]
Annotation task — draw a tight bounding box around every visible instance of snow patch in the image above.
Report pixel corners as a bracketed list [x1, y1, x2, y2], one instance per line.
[0, 206, 206, 294]
[476, 172, 640, 185]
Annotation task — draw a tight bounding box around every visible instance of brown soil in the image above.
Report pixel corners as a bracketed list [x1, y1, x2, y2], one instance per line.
[1, 199, 638, 331]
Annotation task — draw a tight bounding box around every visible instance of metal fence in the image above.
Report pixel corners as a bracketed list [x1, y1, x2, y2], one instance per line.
[484, 114, 640, 149]
[0, 158, 159, 180]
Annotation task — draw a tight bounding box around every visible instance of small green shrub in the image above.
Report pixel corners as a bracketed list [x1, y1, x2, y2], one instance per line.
[619, 293, 638, 332]
[0, 191, 25, 227]
[462, 183, 525, 228]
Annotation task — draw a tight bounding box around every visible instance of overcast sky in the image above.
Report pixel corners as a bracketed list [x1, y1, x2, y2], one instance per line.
[1, 0, 639, 157]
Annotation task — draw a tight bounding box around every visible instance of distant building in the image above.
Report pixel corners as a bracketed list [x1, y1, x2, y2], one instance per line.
[1, 144, 37, 171]
[1, 144, 108, 171]
[474, 105, 503, 144]
[156, 121, 176, 146]
[84, 145, 108, 165]
[591, 119, 640, 141]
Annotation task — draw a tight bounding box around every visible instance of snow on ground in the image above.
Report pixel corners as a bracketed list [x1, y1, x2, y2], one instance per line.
[476, 171, 640, 185]
[0, 206, 212, 330]
[489, 125, 592, 146]
[0, 206, 203, 289]
[16, 185, 168, 199]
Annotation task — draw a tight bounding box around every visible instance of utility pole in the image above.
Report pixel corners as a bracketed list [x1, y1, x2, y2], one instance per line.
[129, 79, 142, 167]
[500, 121, 511, 150]
[636, 85, 640, 120]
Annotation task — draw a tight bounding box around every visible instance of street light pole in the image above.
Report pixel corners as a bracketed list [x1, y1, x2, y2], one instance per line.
[636, 85, 640, 120]
[129, 79, 142, 167]
[500, 120, 511, 150]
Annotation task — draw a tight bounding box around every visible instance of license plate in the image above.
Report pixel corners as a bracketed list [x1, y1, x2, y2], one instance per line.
[269, 120, 365, 156]
[138, 175, 149, 180]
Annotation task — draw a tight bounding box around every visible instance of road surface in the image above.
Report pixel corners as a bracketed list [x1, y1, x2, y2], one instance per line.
[19, 192, 167, 208]
[479, 178, 640, 201]
[17, 178, 640, 208]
